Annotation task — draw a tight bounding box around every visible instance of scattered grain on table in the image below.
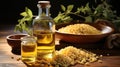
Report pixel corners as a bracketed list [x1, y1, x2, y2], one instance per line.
[51, 46, 102, 67]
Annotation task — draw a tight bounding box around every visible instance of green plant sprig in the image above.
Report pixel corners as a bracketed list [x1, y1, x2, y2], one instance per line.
[14, 7, 33, 35]
[54, 0, 120, 24]
[53, 5, 74, 24]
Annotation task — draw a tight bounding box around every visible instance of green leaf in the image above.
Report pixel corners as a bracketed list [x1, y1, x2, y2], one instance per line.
[62, 16, 72, 22]
[17, 25, 23, 32]
[66, 5, 74, 13]
[21, 22, 26, 30]
[20, 12, 27, 17]
[25, 7, 33, 18]
[24, 17, 32, 21]
[54, 13, 62, 23]
[84, 3, 91, 12]
[61, 5, 66, 11]
[85, 16, 92, 22]
[94, 5, 104, 14]
[14, 25, 19, 32]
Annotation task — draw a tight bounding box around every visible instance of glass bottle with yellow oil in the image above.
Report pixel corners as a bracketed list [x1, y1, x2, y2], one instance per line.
[33, 1, 55, 60]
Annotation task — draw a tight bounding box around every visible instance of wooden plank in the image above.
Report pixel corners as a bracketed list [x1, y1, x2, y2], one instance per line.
[0, 63, 26, 67]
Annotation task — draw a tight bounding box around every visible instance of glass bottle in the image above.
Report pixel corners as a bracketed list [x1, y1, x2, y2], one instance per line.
[33, 1, 55, 60]
[21, 36, 37, 63]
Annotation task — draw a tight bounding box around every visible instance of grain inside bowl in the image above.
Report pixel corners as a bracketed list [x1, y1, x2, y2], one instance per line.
[57, 24, 102, 35]
[55, 23, 114, 44]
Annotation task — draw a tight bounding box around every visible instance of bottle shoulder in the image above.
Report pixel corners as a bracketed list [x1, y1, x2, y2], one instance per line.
[34, 16, 53, 20]
[33, 16, 55, 24]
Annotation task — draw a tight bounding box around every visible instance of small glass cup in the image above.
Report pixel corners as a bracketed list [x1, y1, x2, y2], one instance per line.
[21, 36, 37, 63]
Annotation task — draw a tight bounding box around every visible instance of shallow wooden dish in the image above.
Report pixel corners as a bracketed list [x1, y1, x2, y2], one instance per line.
[55, 22, 114, 44]
[6, 34, 28, 55]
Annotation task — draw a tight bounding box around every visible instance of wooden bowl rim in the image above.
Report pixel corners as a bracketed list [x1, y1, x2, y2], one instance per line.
[6, 34, 28, 40]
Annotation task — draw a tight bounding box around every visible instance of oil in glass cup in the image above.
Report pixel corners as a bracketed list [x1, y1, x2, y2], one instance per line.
[21, 36, 37, 63]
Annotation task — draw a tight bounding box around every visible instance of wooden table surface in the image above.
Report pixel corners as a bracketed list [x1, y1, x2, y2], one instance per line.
[0, 25, 120, 67]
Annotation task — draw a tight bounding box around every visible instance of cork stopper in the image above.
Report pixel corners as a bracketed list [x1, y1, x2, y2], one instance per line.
[37, 1, 51, 8]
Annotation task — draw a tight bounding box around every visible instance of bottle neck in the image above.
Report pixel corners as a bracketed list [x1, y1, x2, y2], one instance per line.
[38, 7, 50, 16]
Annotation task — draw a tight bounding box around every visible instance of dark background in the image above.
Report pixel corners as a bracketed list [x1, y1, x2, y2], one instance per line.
[0, 0, 120, 25]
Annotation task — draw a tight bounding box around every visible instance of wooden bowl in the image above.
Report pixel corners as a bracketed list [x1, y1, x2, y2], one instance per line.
[6, 34, 28, 55]
[55, 23, 114, 44]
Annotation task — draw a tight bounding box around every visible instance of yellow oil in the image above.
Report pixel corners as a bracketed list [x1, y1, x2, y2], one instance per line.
[33, 30, 55, 60]
[21, 42, 37, 63]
